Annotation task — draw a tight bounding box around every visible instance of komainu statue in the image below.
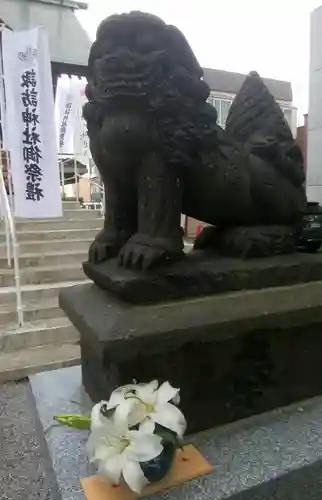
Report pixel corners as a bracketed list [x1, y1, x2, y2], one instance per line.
[84, 11, 306, 270]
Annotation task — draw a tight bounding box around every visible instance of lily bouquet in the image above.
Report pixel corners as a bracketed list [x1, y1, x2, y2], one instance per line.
[55, 380, 187, 494]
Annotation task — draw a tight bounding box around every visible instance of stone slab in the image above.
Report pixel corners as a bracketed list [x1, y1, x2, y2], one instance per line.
[30, 366, 322, 500]
[60, 281, 322, 432]
[229, 458, 322, 500]
[30, 367, 95, 500]
[0, 378, 61, 500]
[0, 343, 80, 382]
[83, 251, 322, 304]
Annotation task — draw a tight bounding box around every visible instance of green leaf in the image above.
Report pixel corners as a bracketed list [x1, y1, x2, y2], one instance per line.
[154, 424, 184, 449]
[53, 414, 91, 430]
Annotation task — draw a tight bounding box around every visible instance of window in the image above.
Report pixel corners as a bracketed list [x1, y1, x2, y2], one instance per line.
[207, 97, 233, 127]
[207, 98, 294, 132]
[281, 107, 293, 129]
[91, 185, 100, 194]
[213, 99, 221, 122]
[221, 100, 232, 126]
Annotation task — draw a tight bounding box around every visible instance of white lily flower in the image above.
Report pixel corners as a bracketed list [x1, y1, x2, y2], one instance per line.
[92, 381, 186, 440]
[91, 400, 110, 429]
[86, 409, 163, 493]
[90, 398, 136, 431]
[125, 381, 186, 437]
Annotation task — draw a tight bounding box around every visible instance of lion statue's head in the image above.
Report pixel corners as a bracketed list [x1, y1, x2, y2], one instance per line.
[83, 11, 218, 168]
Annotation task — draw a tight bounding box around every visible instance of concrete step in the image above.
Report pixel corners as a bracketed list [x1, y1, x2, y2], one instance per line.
[0, 239, 188, 259]
[0, 228, 100, 242]
[0, 250, 88, 268]
[0, 298, 64, 327]
[0, 264, 86, 286]
[0, 238, 92, 256]
[0, 237, 192, 258]
[62, 201, 81, 210]
[0, 280, 91, 305]
[16, 209, 101, 221]
[1, 317, 79, 352]
[62, 209, 102, 220]
[0, 342, 80, 381]
[14, 217, 103, 231]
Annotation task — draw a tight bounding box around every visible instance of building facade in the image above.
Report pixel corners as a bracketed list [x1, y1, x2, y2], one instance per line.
[0, 0, 92, 186]
[203, 68, 297, 136]
[0, 0, 91, 93]
[307, 5, 322, 204]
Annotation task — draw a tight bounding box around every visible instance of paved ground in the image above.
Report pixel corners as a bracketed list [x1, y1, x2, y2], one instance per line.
[0, 379, 61, 500]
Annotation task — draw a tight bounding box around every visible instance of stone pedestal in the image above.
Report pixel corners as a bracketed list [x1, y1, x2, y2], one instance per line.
[60, 275, 322, 434]
[83, 251, 322, 304]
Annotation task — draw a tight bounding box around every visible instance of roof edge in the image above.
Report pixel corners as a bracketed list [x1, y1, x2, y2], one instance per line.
[202, 67, 291, 88]
[202, 67, 293, 102]
[31, 0, 88, 10]
[311, 4, 322, 16]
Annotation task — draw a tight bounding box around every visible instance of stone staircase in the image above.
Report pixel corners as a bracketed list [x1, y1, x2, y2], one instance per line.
[0, 201, 103, 381]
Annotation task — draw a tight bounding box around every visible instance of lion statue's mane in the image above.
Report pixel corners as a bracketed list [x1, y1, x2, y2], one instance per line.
[83, 11, 219, 169]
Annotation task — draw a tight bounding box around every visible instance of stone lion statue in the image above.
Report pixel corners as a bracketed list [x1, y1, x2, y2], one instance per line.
[83, 11, 306, 270]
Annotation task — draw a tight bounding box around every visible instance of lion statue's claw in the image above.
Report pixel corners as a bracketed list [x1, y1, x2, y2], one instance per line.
[119, 233, 183, 270]
[88, 229, 130, 264]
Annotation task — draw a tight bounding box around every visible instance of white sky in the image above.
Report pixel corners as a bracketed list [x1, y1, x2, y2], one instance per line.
[77, 0, 322, 122]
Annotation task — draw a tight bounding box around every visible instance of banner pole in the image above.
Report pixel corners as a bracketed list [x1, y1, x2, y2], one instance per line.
[0, 27, 12, 266]
[60, 156, 65, 197]
[74, 154, 79, 201]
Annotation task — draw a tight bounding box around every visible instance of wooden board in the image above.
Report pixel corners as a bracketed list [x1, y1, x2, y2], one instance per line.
[81, 444, 212, 500]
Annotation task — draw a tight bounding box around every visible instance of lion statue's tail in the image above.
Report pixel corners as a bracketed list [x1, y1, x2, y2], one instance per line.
[225, 71, 305, 188]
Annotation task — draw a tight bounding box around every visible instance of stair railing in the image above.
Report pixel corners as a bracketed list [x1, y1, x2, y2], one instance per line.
[0, 26, 24, 328]
[0, 151, 24, 326]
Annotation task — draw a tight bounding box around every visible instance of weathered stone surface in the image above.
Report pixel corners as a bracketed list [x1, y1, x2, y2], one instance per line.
[30, 367, 95, 500]
[60, 280, 322, 433]
[230, 458, 322, 500]
[0, 379, 60, 500]
[83, 251, 322, 304]
[84, 11, 306, 272]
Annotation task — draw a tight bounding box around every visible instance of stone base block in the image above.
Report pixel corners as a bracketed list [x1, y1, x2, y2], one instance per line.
[60, 281, 322, 434]
[83, 252, 322, 304]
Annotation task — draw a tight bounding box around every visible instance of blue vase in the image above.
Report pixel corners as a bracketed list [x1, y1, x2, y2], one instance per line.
[140, 442, 176, 483]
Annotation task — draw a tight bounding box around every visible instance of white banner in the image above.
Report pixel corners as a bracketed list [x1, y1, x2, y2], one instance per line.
[55, 76, 75, 155]
[73, 79, 89, 165]
[2, 27, 62, 218]
[55, 76, 89, 165]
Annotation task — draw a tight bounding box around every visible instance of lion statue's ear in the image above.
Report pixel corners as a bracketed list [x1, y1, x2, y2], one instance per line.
[164, 25, 203, 79]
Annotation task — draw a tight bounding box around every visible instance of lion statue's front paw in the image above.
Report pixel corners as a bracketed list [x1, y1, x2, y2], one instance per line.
[118, 233, 184, 270]
[88, 229, 131, 264]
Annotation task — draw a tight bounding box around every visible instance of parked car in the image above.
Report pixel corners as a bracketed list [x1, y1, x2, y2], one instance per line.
[296, 201, 322, 252]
